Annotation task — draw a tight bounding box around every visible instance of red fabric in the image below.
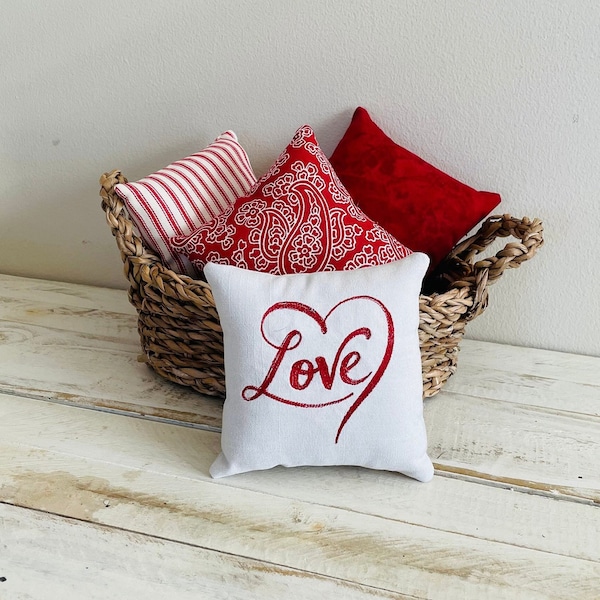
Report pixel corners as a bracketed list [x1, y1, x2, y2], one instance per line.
[329, 107, 501, 269]
[172, 125, 411, 276]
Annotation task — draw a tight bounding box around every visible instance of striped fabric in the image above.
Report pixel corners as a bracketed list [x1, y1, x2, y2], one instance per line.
[115, 131, 256, 275]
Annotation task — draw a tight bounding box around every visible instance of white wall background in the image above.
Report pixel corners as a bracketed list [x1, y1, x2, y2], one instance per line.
[1, 0, 599, 357]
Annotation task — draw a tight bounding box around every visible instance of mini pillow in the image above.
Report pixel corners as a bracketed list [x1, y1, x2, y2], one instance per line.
[204, 254, 434, 482]
[171, 125, 411, 276]
[115, 131, 256, 276]
[329, 107, 501, 269]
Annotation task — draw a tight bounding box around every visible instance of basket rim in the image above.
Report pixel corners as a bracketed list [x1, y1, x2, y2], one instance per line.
[100, 168, 543, 318]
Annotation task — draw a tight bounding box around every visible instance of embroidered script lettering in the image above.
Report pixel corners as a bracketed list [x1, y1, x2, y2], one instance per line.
[242, 297, 394, 442]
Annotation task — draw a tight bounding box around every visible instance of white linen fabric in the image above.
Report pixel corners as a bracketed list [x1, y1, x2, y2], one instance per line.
[204, 253, 434, 482]
[115, 131, 256, 275]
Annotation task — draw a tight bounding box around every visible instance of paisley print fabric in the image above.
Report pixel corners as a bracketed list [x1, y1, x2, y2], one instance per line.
[171, 125, 411, 276]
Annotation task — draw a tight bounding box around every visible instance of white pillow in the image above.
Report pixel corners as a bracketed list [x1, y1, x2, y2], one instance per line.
[204, 253, 434, 482]
[115, 131, 256, 276]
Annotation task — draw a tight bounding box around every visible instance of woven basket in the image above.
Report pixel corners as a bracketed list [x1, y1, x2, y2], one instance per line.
[100, 169, 543, 399]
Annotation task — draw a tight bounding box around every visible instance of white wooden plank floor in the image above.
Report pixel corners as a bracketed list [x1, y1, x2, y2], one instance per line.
[1, 273, 599, 599]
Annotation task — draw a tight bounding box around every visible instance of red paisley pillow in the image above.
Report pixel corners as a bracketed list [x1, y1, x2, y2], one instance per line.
[171, 125, 411, 276]
[329, 107, 501, 269]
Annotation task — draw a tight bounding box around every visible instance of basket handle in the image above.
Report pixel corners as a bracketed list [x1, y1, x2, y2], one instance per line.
[448, 214, 544, 318]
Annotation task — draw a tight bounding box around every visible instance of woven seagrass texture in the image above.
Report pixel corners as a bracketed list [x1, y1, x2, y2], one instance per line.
[100, 169, 543, 399]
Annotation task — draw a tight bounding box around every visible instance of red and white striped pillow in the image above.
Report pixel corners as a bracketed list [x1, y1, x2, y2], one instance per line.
[115, 131, 256, 275]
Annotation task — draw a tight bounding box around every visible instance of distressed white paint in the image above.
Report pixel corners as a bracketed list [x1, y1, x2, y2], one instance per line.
[1, 393, 599, 561]
[1, 3, 600, 356]
[2, 395, 600, 599]
[2, 504, 395, 600]
[1, 275, 600, 598]
[0, 274, 222, 425]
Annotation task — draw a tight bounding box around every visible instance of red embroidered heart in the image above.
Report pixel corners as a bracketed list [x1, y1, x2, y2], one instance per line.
[242, 296, 394, 443]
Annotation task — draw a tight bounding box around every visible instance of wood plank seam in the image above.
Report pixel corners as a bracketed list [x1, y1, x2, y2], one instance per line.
[433, 467, 600, 506]
[0, 500, 417, 599]
[0, 386, 222, 433]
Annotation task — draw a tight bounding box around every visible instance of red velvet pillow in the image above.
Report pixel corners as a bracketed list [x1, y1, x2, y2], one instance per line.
[329, 107, 501, 269]
[171, 125, 411, 276]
